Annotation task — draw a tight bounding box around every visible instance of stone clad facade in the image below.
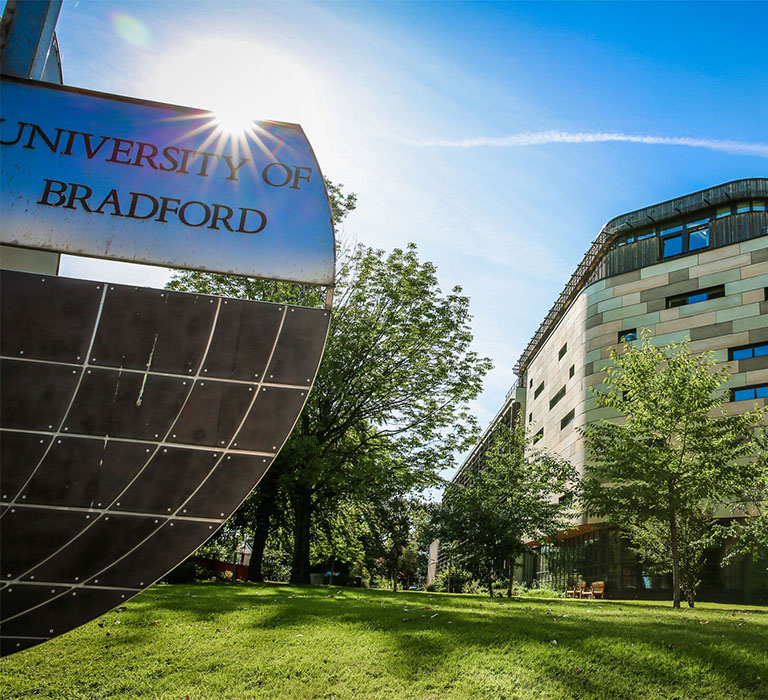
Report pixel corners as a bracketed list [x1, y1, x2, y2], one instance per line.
[440, 179, 768, 601]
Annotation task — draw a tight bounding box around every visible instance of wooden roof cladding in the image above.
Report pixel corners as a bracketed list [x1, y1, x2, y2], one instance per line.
[513, 178, 768, 376]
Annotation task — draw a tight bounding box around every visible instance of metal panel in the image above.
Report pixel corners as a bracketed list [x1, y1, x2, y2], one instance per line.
[19, 437, 148, 508]
[0, 76, 335, 286]
[234, 386, 309, 452]
[91, 286, 217, 374]
[182, 454, 272, 519]
[0, 272, 102, 362]
[63, 370, 189, 440]
[167, 380, 255, 447]
[113, 448, 219, 514]
[0, 432, 52, 502]
[202, 299, 284, 380]
[0, 359, 80, 430]
[0, 270, 331, 655]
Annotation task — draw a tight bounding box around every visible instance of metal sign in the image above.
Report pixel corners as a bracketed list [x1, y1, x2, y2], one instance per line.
[0, 75, 335, 286]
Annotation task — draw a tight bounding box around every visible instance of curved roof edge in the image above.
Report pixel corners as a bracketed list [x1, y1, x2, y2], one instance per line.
[513, 178, 768, 376]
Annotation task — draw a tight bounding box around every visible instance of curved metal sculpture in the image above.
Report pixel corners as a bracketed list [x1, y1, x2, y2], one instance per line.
[1, 27, 335, 653]
[0, 272, 330, 655]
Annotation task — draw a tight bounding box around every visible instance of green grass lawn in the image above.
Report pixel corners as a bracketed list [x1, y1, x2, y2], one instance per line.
[1, 583, 765, 700]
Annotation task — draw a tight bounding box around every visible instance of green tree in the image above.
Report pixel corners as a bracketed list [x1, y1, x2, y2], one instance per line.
[278, 243, 491, 582]
[171, 182, 492, 584]
[581, 333, 767, 608]
[436, 422, 577, 597]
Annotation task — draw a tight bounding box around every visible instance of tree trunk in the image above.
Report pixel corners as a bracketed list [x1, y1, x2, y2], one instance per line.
[507, 556, 514, 598]
[290, 488, 312, 584]
[247, 521, 270, 582]
[246, 469, 280, 582]
[488, 573, 494, 598]
[669, 509, 681, 609]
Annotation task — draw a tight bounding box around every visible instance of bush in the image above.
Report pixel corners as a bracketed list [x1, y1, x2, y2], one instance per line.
[262, 550, 291, 583]
[163, 560, 212, 584]
[510, 581, 563, 598]
[434, 567, 473, 593]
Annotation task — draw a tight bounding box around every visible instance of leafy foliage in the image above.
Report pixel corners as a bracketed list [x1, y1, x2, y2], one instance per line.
[169, 181, 492, 584]
[581, 332, 768, 607]
[436, 421, 578, 596]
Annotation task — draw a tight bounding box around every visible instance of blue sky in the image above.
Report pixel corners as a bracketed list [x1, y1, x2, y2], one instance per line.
[17, 0, 768, 476]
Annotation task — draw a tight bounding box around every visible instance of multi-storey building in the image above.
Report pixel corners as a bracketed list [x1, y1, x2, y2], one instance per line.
[440, 178, 768, 602]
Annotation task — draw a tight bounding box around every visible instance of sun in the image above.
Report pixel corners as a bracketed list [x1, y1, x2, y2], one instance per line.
[144, 37, 326, 135]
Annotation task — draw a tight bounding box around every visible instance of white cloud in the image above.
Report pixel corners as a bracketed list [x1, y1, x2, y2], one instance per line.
[402, 131, 768, 158]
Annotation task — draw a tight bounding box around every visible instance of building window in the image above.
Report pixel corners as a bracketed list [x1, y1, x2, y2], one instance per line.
[534, 428, 544, 442]
[666, 285, 725, 309]
[558, 343, 567, 360]
[618, 328, 637, 343]
[609, 200, 767, 251]
[569, 365, 575, 378]
[729, 342, 768, 361]
[529, 412, 533, 423]
[529, 377, 533, 388]
[560, 409, 575, 430]
[731, 384, 768, 402]
[549, 385, 566, 409]
[534, 381, 544, 399]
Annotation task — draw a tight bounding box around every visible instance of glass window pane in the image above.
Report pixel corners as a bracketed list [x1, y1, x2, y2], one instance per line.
[637, 232, 655, 240]
[734, 388, 755, 401]
[687, 218, 709, 228]
[688, 293, 707, 304]
[662, 235, 683, 257]
[716, 206, 731, 218]
[752, 201, 767, 212]
[732, 348, 753, 360]
[688, 228, 709, 250]
[756, 386, 768, 399]
[660, 224, 683, 235]
[735, 202, 750, 213]
[754, 344, 768, 357]
[707, 286, 725, 299]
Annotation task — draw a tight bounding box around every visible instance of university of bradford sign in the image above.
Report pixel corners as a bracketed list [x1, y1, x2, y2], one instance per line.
[0, 75, 335, 285]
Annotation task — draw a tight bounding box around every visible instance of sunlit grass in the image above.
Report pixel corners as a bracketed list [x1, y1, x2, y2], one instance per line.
[1, 583, 765, 699]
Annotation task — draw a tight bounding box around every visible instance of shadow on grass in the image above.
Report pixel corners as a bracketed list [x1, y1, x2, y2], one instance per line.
[111, 582, 767, 698]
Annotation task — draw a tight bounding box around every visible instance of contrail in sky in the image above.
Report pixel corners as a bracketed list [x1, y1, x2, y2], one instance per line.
[403, 131, 768, 158]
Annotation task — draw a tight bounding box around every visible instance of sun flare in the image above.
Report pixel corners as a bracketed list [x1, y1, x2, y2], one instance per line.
[145, 38, 326, 134]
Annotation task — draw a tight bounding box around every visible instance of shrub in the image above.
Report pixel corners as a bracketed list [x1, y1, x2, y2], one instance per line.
[262, 550, 291, 583]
